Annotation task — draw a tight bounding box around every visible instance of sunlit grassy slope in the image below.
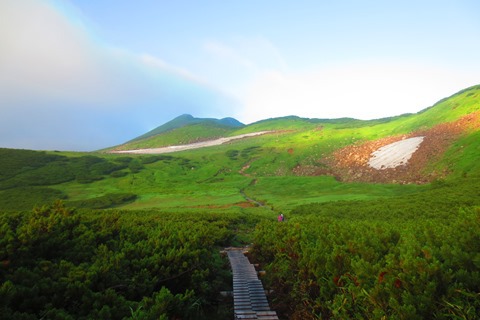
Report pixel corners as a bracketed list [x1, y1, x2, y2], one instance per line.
[0, 85, 479, 212]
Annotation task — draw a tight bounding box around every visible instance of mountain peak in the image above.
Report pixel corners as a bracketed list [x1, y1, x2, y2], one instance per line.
[127, 114, 244, 143]
[174, 114, 195, 120]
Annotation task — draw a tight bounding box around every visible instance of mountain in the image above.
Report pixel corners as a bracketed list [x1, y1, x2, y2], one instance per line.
[110, 84, 480, 184]
[110, 114, 244, 151]
[129, 114, 244, 142]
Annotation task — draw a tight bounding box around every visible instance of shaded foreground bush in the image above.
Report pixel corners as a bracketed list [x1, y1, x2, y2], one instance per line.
[0, 202, 258, 319]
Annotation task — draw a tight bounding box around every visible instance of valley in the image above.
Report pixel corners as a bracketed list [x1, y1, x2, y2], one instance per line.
[1, 85, 480, 319]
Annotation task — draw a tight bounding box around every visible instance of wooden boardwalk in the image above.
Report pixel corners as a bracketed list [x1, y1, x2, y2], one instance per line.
[225, 248, 279, 320]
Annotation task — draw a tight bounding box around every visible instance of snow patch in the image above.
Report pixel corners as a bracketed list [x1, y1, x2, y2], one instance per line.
[111, 131, 272, 154]
[368, 137, 424, 170]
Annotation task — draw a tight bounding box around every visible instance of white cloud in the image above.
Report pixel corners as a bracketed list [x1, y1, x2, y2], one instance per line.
[0, 0, 119, 106]
[0, 0, 232, 150]
[237, 62, 479, 123]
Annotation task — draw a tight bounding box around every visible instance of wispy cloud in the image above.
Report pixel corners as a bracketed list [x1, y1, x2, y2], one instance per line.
[203, 36, 288, 73]
[200, 36, 290, 102]
[139, 54, 206, 84]
[203, 41, 257, 70]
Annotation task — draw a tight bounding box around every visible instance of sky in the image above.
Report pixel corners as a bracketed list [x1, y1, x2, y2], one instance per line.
[1, 0, 480, 151]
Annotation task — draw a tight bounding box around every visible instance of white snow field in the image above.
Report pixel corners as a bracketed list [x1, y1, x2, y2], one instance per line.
[368, 137, 425, 170]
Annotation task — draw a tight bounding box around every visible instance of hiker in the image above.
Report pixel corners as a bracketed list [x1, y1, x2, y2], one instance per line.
[278, 213, 284, 222]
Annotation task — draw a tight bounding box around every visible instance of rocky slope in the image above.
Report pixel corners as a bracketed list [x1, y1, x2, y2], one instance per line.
[294, 111, 480, 184]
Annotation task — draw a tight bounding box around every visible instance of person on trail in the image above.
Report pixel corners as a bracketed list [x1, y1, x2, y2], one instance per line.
[278, 213, 284, 222]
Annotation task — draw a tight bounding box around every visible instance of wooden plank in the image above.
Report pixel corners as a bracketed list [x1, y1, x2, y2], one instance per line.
[235, 307, 255, 312]
[235, 310, 257, 315]
[257, 311, 279, 316]
[252, 304, 271, 309]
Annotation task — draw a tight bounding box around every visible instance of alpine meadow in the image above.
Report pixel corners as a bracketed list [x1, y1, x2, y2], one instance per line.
[1, 85, 480, 319]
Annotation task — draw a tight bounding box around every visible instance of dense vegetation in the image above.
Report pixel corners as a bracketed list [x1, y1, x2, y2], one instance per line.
[0, 149, 198, 211]
[252, 176, 480, 319]
[0, 148, 131, 188]
[0, 202, 262, 319]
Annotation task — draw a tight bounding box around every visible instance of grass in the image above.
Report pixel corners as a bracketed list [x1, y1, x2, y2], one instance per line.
[243, 176, 426, 212]
[434, 130, 480, 177]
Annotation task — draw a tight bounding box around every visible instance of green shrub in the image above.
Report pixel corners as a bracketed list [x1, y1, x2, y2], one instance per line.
[0, 202, 251, 319]
[0, 187, 67, 210]
[225, 150, 239, 160]
[251, 179, 480, 319]
[110, 171, 128, 178]
[67, 193, 137, 209]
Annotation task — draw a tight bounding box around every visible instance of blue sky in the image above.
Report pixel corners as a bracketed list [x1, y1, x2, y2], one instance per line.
[1, 0, 479, 150]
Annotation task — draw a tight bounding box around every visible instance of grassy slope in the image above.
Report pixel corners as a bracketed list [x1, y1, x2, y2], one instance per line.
[375, 84, 480, 135]
[1, 85, 479, 212]
[111, 122, 240, 151]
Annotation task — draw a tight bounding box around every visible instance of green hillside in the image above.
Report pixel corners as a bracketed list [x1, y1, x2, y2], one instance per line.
[111, 122, 239, 151]
[1, 85, 480, 319]
[1, 85, 480, 211]
[112, 114, 245, 151]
